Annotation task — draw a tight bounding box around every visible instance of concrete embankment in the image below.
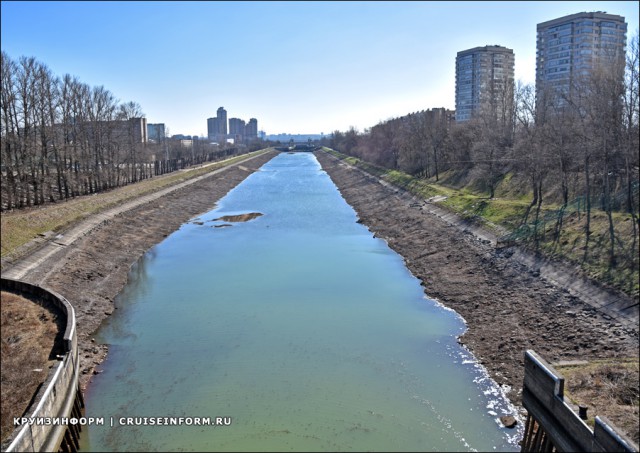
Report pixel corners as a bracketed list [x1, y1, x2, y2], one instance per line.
[1, 278, 83, 453]
[1, 150, 280, 391]
[316, 150, 638, 330]
[2, 147, 637, 447]
[314, 149, 638, 414]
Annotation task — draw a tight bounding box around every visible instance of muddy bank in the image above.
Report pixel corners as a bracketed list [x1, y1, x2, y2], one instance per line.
[7, 148, 637, 418]
[11, 151, 278, 390]
[314, 151, 639, 414]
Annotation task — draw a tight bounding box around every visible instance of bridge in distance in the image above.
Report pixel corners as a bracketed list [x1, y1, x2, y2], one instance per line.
[274, 141, 321, 152]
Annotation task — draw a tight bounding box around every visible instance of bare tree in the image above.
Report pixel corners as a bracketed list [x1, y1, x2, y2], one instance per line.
[470, 77, 516, 199]
[514, 81, 546, 228]
[397, 112, 429, 177]
[446, 121, 479, 173]
[0, 53, 155, 210]
[622, 30, 640, 268]
[1, 51, 19, 209]
[33, 62, 61, 203]
[118, 101, 145, 183]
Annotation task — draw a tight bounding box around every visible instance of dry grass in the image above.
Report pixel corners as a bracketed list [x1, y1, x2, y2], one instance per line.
[555, 358, 640, 446]
[0, 291, 64, 443]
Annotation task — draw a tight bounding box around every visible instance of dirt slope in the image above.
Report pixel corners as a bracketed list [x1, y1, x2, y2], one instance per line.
[3, 149, 637, 443]
[314, 151, 638, 439]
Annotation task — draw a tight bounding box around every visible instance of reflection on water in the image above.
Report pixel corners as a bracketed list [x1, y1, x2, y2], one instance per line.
[79, 152, 522, 452]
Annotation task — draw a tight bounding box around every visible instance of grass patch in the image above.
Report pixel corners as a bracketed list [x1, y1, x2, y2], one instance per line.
[520, 210, 639, 297]
[325, 148, 639, 298]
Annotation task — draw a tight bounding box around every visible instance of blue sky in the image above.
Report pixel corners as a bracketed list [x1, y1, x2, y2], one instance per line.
[2, 1, 638, 137]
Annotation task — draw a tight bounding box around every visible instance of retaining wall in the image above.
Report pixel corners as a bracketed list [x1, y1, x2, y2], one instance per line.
[1, 278, 83, 453]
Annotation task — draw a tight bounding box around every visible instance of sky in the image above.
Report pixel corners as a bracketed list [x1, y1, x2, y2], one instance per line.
[1, 1, 639, 137]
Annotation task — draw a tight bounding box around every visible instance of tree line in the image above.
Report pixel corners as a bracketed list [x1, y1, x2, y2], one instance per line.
[329, 33, 639, 273]
[0, 52, 252, 211]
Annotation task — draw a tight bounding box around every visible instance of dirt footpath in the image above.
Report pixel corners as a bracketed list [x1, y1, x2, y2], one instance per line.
[314, 151, 638, 412]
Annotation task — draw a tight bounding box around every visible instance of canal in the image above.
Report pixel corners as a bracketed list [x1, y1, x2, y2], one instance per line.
[79, 152, 521, 452]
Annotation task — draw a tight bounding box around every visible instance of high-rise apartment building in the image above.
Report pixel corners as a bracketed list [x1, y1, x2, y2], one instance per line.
[207, 117, 219, 142]
[216, 107, 228, 136]
[245, 118, 258, 141]
[229, 117, 246, 143]
[455, 45, 515, 122]
[229, 118, 246, 136]
[536, 11, 627, 100]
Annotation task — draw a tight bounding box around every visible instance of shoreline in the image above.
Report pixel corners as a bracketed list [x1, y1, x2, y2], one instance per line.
[4, 148, 638, 423]
[3, 150, 279, 391]
[313, 151, 638, 411]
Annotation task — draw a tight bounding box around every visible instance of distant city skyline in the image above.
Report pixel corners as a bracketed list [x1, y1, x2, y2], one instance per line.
[206, 106, 259, 143]
[1, 1, 638, 137]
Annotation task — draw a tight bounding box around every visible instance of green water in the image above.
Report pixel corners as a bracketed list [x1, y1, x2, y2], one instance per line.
[79, 152, 521, 452]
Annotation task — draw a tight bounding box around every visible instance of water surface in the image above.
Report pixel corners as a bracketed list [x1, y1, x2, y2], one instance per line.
[80, 152, 521, 452]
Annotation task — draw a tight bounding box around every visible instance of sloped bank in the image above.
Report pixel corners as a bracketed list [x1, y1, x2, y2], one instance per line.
[3, 150, 279, 391]
[313, 150, 638, 413]
[3, 147, 636, 444]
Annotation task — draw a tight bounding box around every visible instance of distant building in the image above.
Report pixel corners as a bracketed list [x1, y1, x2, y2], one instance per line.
[49, 117, 147, 150]
[123, 117, 148, 143]
[245, 118, 258, 141]
[147, 123, 165, 142]
[207, 108, 259, 143]
[536, 11, 627, 102]
[101, 117, 147, 144]
[207, 117, 219, 142]
[455, 45, 515, 122]
[216, 107, 228, 136]
[228, 117, 245, 144]
[229, 117, 246, 135]
[423, 108, 456, 129]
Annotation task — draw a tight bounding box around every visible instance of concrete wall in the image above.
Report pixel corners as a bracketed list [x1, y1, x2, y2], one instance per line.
[1, 278, 81, 453]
